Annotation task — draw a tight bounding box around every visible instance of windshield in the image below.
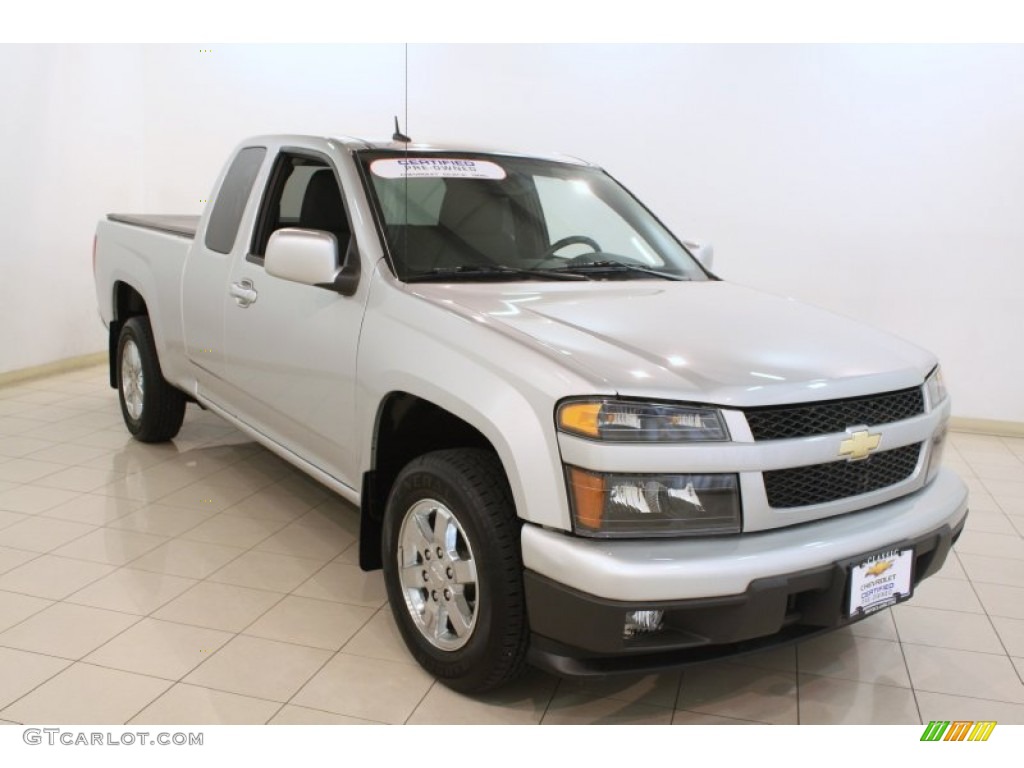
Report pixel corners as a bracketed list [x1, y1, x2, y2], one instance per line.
[357, 151, 709, 283]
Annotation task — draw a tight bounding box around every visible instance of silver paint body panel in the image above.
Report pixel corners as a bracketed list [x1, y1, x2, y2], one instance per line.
[94, 133, 967, 604]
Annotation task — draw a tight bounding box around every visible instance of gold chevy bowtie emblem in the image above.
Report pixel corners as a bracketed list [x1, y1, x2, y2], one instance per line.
[839, 429, 881, 461]
[865, 559, 893, 577]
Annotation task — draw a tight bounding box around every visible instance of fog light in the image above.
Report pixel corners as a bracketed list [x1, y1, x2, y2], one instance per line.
[624, 609, 664, 639]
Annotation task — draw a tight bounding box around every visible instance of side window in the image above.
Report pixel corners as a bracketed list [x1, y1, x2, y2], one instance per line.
[251, 153, 351, 260]
[205, 146, 266, 255]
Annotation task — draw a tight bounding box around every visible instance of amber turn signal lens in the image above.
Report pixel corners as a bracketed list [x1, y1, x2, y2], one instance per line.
[557, 402, 602, 438]
[567, 466, 606, 530]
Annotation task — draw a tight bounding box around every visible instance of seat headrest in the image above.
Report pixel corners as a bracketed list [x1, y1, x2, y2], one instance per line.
[300, 169, 348, 236]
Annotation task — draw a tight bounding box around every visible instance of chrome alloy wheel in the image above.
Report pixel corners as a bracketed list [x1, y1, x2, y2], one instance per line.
[120, 339, 144, 421]
[397, 498, 479, 651]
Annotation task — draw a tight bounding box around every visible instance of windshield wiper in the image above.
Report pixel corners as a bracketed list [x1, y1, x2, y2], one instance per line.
[549, 260, 687, 280]
[405, 265, 590, 283]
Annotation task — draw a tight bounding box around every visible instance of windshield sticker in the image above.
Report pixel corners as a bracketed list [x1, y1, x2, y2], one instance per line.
[371, 158, 507, 180]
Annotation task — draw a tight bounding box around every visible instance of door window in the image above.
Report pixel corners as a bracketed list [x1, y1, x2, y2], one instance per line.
[251, 153, 351, 260]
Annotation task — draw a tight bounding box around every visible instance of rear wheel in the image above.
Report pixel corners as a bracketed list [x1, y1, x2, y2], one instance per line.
[382, 448, 528, 692]
[116, 316, 186, 442]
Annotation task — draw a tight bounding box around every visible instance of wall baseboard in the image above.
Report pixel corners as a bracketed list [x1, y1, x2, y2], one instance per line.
[950, 417, 1024, 439]
[0, 352, 107, 388]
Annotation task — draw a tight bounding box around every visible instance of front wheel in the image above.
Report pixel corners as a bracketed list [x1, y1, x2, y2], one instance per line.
[382, 449, 528, 692]
[116, 316, 186, 442]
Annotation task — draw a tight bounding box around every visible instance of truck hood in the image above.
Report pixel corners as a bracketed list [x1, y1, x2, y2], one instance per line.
[409, 281, 935, 407]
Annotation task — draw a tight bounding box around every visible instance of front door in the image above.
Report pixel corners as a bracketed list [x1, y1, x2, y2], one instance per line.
[217, 151, 367, 489]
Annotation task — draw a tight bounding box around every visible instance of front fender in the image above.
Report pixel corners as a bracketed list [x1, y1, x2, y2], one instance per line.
[356, 274, 599, 531]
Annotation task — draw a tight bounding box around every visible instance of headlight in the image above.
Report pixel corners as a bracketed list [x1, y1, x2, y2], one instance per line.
[925, 366, 948, 409]
[566, 467, 742, 537]
[557, 399, 729, 442]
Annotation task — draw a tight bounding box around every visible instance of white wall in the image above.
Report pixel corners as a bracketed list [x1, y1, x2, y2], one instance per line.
[400, 45, 1024, 423]
[3, 44, 1021, 423]
[140, 45, 405, 210]
[0, 45, 145, 375]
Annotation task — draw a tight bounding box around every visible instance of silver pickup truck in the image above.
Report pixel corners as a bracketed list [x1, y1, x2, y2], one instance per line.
[93, 134, 968, 692]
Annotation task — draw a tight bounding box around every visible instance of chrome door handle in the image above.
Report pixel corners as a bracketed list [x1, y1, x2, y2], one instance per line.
[229, 279, 258, 307]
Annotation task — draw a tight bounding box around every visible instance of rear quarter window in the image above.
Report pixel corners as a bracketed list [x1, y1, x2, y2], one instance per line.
[205, 146, 267, 254]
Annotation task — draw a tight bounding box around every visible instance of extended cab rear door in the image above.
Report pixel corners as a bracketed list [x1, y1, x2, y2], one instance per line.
[182, 145, 267, 385]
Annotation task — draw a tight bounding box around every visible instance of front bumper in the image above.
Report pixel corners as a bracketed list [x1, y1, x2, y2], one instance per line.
[522, 468, 968, 676]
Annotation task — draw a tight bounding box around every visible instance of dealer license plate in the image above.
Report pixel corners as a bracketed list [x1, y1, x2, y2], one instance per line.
[847, 548, 914, 618]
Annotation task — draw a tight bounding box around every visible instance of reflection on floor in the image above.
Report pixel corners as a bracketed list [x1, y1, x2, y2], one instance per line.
[0, 365, 1022, 724]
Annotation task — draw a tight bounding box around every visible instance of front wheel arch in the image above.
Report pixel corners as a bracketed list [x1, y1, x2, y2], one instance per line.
[381, 448, 529, 693]
[359, 392, 497, 571]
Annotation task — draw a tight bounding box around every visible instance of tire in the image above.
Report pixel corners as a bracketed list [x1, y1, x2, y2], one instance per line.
[382, 448, 528, 692]
[116, 315, 186, 442]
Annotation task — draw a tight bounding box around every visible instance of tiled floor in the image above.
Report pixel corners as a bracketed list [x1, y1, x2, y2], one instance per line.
[0, 364, 1022, 725]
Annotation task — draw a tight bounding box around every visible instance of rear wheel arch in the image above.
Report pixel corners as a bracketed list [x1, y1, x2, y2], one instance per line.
[108, 282, 149, 388]
[115, 315, 186, 442]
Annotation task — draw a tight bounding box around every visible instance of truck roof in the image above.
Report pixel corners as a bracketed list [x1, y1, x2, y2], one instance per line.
[239, 134, 595, 167]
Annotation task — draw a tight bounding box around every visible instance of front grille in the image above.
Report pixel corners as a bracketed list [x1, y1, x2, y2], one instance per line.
[763, 443, 922, 508]
[745, 387, 924, 441]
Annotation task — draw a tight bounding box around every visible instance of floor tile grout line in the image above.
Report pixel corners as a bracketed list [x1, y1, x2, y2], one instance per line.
[0, 519, 113, 563]
[0, 558, 126, 607]
[673, 709, 770, 725]
[0, 654, 74, 719]
[135, 478, 350, 605]
[234, 593, 366, 651]
[0, 548, 47, 576]
[401, 676, 438, 724]
[792, 670, 918, 692]
[672, 665, 684, 717]
[100, 666, 175, 727]
[1, 603, 215, 720]
[265, 699, 388, 725]
[896, 640, 1013, 658]
[0, 592, 60, 639]
[112, 584, 292, 722]
[275, 644, 351, 722]
[119, 598, 285, 723]
[890, 604, 924, 725]
[97, 464, 311, 549]
[959, 521, 1024, 540]
[908, 685, 1024, 707]
[264, 700, 289, 725]
[137, 675, 389, 725]
[538, 674, 563, 725]
[953, 547, 1024, 565]
[959, 561, 1022, 679]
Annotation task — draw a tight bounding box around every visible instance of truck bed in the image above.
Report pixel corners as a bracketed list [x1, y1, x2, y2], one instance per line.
[107, 214, 199, 239]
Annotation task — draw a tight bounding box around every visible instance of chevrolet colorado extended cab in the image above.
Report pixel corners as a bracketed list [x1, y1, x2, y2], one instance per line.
[93, 134, 968, 692]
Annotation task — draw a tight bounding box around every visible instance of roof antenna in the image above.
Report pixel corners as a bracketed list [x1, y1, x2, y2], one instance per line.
[392, 116, 411, 144]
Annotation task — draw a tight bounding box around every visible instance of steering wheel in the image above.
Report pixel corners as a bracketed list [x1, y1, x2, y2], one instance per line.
[527, 235, 602, 268]
[543, 235, 601, 259]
